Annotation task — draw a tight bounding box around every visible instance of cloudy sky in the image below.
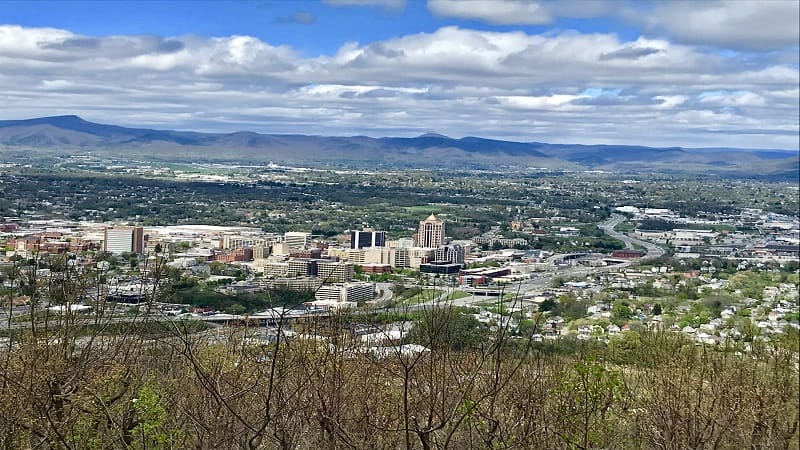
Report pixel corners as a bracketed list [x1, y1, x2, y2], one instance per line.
[1, 0, 798, 149]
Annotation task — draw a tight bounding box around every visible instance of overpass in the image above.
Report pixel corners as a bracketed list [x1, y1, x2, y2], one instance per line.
[463, 288, 504, 297]
[199, 307, 332, 326]
[550, 252, 608, 265]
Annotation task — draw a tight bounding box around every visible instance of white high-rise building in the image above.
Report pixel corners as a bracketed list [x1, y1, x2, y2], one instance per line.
[396, 237, 415, 248]
[317, 261, 354, 283]
[314, 282, 375, 306]
[284, 231, 312, 249]
[104, 226, 144, 255]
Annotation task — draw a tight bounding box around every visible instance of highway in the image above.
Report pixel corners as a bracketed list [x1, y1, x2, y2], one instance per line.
[367, 282, 394, 307]
[405, 214, 662, 310]
[600, 213, 665, 259]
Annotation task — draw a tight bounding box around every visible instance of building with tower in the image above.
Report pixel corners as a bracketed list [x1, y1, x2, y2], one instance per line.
[417, 214, 445, 248]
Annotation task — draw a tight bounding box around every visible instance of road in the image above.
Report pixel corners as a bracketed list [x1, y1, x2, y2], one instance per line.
[402, 256, 634, 311]
[0, 311, 181, 331]
[366, 282, 394, 307]
[405, 214, 662, 310]
[600, 214, 665, 259]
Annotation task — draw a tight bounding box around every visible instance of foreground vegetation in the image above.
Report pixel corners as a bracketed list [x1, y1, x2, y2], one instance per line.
[0, 312, 797, 449]
[0, 260, 797, 450]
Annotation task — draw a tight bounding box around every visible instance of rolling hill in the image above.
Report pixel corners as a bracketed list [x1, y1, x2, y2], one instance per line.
[0, 115, 796, 177]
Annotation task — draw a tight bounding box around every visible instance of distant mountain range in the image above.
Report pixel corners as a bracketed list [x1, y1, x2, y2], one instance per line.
[0, 115, 797, 178]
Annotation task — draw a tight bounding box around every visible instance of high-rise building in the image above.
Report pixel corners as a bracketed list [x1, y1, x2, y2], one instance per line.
[286, 259, 353, 282]
[317, 261, 354, 283]
[417, 214, 445, 248]
[104, 226, 144, 254]
[288, 259, 316, 278]
[350, 229, 387, 249]
[407, 247, 435, 269]
[284, 231, 312, 249]
[396, 237, 415, 248]
[435, 244, 465, 265]
[252, 245, 270, 260]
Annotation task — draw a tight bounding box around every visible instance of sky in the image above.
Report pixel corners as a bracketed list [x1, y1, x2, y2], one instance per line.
[0, 0, 798, 149]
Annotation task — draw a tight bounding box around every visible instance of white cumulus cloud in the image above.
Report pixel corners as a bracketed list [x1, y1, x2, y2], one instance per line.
[0, 24, 797, 149]
[428, 0, 552, 25]
[645, 0, 800, 51]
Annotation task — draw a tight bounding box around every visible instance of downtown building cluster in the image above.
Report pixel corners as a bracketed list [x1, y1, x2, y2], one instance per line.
[1, 214, 468, 310]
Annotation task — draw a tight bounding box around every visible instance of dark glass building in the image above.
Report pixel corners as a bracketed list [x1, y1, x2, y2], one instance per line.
[350, 230, 387, 249]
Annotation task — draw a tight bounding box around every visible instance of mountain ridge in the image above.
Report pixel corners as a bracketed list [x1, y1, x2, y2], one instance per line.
[0, 116, 796, 177]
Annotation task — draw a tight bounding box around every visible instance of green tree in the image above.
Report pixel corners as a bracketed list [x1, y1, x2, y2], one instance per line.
[612, 301, 633, 324]
[226, 303, 245, 314]
[539, 298, 557, 312]
[406, 308, 488, 351]
[209, 261, 225, 275]
[131, 382, 183, 449]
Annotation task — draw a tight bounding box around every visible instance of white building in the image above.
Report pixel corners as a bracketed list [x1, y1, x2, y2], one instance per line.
[435, 244, 465, 264]
[313, 282, 376, 309]
[104, 226, 144, 254]
[284, 231, 312, 249]
[222, 233, 281, 250]
[317, 261, 354, 282]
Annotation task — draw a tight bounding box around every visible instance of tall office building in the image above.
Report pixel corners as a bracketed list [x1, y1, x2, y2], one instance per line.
[396, 237, 415, 248]
[417, 214, 445, 248]
[104, 226, 144, 254]
[287, 259, 354, 282]
[350, 229, 387, 249]
[284, 231, 312, 249]
[252, 245, 270, 260]
[318, 261, 355, 283]
[435, 244, 465, 265]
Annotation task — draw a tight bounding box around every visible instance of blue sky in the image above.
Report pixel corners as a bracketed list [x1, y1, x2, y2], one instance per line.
[1, 1, 643, 55]
[0, 0, 798, 149]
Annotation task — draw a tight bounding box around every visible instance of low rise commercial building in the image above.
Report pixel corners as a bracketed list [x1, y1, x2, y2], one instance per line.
[313, 282, 376, 309]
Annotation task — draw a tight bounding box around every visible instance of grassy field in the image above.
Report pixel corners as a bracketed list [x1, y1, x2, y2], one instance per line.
[446, 291, 472, 301]
[614, 221, 635, 232]
[402, 289, 443, 305]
